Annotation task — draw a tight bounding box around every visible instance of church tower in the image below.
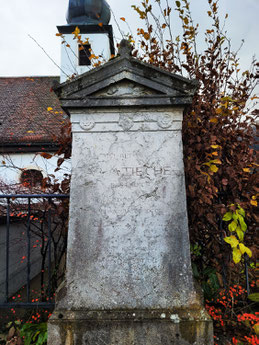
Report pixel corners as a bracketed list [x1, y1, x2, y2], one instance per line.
[57, 0, 115, 83]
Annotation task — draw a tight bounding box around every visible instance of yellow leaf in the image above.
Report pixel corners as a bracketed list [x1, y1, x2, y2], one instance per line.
[201, 171, 211, 183]
[215, 108, 222, 114]
[209, 118, 218, 123]
[210, 164, 218, 173]
[211, 145, 221, 149]
[27, 130, 34, 133]
[211, 159, 222, 164]
[236, 227, 244, 242]
[224, 235, 239, 248]
[243, 168, 250, 173]
[47, 107, 53, 111]
[228, 220, 237, 232]
[120, 17, 126, 22]
[250, 200, 258, 207]
[72, 26, 80, 37]
[253, 323, 259, 336]
[239, 243, 252, 257]
[233, 247, 242, 264]
[212, 151, 218, 156]
[56, 33, 63, 37]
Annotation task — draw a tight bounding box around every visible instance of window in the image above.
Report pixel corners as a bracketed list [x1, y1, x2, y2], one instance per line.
[79, 44, 91, 66]
[20, 169, 44, 188]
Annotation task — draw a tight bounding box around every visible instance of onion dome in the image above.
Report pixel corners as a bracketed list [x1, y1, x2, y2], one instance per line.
[66, 0, 111, 25]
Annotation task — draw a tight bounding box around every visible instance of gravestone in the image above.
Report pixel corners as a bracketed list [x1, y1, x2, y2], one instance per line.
[48, 41, 213, 345]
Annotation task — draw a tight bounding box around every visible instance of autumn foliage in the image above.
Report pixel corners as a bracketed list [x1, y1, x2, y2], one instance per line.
[130, 0, 258, 279]
[127, 0, 258, 343]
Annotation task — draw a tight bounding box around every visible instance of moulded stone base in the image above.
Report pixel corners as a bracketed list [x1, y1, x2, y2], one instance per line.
[48, 308, 213, 345]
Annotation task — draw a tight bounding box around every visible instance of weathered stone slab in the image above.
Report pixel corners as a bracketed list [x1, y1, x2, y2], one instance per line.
[57, 108, 196, 311]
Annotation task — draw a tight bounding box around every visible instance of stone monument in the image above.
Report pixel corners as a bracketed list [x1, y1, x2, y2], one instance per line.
[48, 41, 213, 344]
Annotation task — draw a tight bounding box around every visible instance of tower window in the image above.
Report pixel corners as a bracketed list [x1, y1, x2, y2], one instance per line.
[79, 44, 91, 66]
[20, 169, 43, 188]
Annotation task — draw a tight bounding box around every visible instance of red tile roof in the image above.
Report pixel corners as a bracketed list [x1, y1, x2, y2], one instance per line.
[0, 77, 68, 150]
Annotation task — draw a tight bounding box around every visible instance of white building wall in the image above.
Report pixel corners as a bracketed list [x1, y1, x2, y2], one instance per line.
[0, 153, 71, 187]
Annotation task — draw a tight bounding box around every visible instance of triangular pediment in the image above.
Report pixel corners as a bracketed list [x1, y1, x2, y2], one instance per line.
[93, 79, 164, 97]
[54, 54, 198, 109]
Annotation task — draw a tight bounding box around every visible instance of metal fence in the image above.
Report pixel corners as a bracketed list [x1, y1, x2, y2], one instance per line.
[0, 194, 69, 309]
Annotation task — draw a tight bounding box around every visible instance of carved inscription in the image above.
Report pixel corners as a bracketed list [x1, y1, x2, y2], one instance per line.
[113, 166, 174, 177]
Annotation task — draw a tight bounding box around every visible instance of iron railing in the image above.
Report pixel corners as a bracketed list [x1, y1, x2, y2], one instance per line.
[0, 194, 69, 308]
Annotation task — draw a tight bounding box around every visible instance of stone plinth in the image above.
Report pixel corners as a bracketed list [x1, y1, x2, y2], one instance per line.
[49, 309, 212, 345]
[48, 47, 213, 344]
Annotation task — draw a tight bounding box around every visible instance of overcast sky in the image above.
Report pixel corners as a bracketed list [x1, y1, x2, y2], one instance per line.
[0, 0, 258, 77]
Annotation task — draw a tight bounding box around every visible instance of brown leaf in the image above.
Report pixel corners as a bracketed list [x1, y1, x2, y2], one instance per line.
[222, 178, 228, 186]
[40, 152, 53, 159]
[8, 327, 15, 339]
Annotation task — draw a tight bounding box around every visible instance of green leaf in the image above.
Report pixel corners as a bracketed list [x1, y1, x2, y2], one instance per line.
[207, 271, 220, 291]
[238, 216, 247, 232]
[37, 333, 45, 345]
[176, 1, 181, 7]
[33, 330, 40, 341]
[248, 293, 259, 302]
[192, 263, 200, 279]
[232, 213, 238, 221]
[237, 205, 245, 217]
[24, 333, 33, 345]
[222, 212, 232, 221]
[203, 267, 216, 277]
[228, 220, 237, 232]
